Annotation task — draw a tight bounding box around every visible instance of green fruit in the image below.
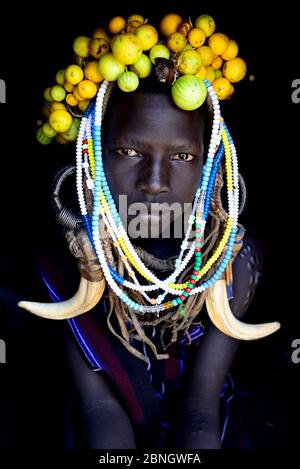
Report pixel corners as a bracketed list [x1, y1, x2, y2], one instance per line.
[36, 127, 53, 145]
[42, 122, 57, 138]
[130, 54, 151, 78]
[98, 53, 125, 81]
[50, 85, 66, 102]
[149, 44, 170, 64]
[178, 49, 202, 75]
[55, 69, 65, 85]
[60, 117, 81, 141]
[171, 75, 207, 111]
[44, 87, 53, 102]
[117, 71, 139, 92]
[73, 36, 91, 58]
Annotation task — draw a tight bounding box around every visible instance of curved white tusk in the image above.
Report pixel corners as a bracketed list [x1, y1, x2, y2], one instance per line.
[205, 279, 280, 340]
[18, 276, 106, 320]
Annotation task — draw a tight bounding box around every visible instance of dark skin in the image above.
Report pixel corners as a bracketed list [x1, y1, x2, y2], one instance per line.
[98, 90, 247, 448]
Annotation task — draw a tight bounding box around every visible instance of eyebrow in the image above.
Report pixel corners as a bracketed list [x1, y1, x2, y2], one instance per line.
[110, 137, 203, 155]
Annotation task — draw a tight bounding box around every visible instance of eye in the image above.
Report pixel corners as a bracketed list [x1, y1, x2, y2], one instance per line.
[115, 148, 142, 158]
[171, 153, 195, 162]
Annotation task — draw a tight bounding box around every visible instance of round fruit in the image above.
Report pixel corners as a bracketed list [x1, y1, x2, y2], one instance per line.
[73, 36, 91, 58]
[111, 33, 142, 65]
[108, 16, 126, 34]
[214, 69, 222, 79]
[167, 32, 187, 53]
[212, 77, 232, 100]
[73, 87, 85, 102]
[221, 39, 239, 60]
[208, 33, 229, 55]
[49, 110, 72, 133]
[188, 28, 206, 48]
[171, 75, 207, 111]
[92, 27, 111, 43]
[60, 117, 81, 141]
[130, 54, 152, 78]
[223, 57, 246, 83]
[149, 44, 170, 64]
[126, 20, 143, 33]
[66, 93, 78, 106]
[65, 65, 84, 85]
[196, 46, 214, 66]
[50, 102, 67, 113]
[43, 103, 51, 117]
[134, 24, 158, 50]
[160, 13, 182, 37]
[127, 14, 144, 24]
[195, 65, 207, 80]
[89, 38, 110, 59]
[177, 21, 192, 37]
[195, 14, 216, 37]
[117, 71, 139, 92]
[64, 80, 75, 93]
[98, 53, 125, 81]
[44, 87, 52, 102]
[206, 66, 216, 83]
[84, 60, 104, 83]
[55, 69, 65, 85]
[77, 80, 97, 99]
[178, 49, 202, 75]
[211, 56, 223, 70]
[36, 127, 53, 145]
[56, 134, 69, 144]
[78, 100, 90, 112]
[42, 122, 57, 138]
[50, 85, 66, 102]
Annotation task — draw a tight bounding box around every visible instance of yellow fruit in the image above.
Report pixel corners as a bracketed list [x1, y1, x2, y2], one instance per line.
[196, 46, 213, 66]
[50, 102, 67, 113]
[134, 24, 158, 50]
[98, 53, 125, 80]
[89, 38, 110, 59]
[178, 49, 202, 75]
[73, 87, 85, 102]
[212, 77, 232, 100]
[108, 16, 126, 34]
[127, 14, 144, 24]
[78, 100, 90, 112]
[126, 20, 143, 33]
[160, 13, 182, 37]
[63, 80, 75, 92]
[223, 57, 247, 83]
[66, 93, 78, 106]
[44, 87, 52, 102]
[167, 32, 187, 53]
[195, 65, 207, 80]
[188, 28, 206, 48]
[77, 80, 98, 100]
[49, 110, 72, 133]
[206, 66, 216, 83]
[73, 36, 91, 58]
[84, 60, 104, 83]
[65, 65, 84, 85]
[56, 134, 69, 144]
[92, 27, 111, 43]
[221, 39, 239, 60]
[149, 44, 170, 64]
[55, 69, 65, 85]
[211, 56, 223, 70]
[195, 14, 216, 37]
[208, 33, 229, 55]
[111, 33, 142, 65]
[177, 21, 192, 37]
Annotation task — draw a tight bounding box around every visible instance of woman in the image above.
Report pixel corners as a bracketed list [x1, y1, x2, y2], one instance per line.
[17, 13, 280, 449]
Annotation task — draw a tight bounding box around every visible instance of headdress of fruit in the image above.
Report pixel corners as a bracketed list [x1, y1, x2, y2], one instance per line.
[37, 12, 247, 145]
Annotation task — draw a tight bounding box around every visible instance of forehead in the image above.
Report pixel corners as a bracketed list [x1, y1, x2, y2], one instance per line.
[104, 92, 206, 149]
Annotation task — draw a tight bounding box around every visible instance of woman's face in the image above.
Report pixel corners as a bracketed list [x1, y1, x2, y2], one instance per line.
[102, 90, 207, 238]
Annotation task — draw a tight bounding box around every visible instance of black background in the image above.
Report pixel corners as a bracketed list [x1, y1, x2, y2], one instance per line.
[0, 0, 299, 459]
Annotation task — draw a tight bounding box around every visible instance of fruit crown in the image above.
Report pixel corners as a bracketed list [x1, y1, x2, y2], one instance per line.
[37, 12, 247, 146]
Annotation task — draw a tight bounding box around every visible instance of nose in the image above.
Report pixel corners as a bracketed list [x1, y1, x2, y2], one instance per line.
[136, 158, 170, 196]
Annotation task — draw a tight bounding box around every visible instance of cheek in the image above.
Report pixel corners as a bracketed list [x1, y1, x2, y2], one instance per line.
[103, 153, 136, 199]
[170, 161, 203, 200]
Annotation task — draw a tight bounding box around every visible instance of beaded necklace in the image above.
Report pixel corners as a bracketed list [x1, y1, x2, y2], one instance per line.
[75, 79, 239, 317]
